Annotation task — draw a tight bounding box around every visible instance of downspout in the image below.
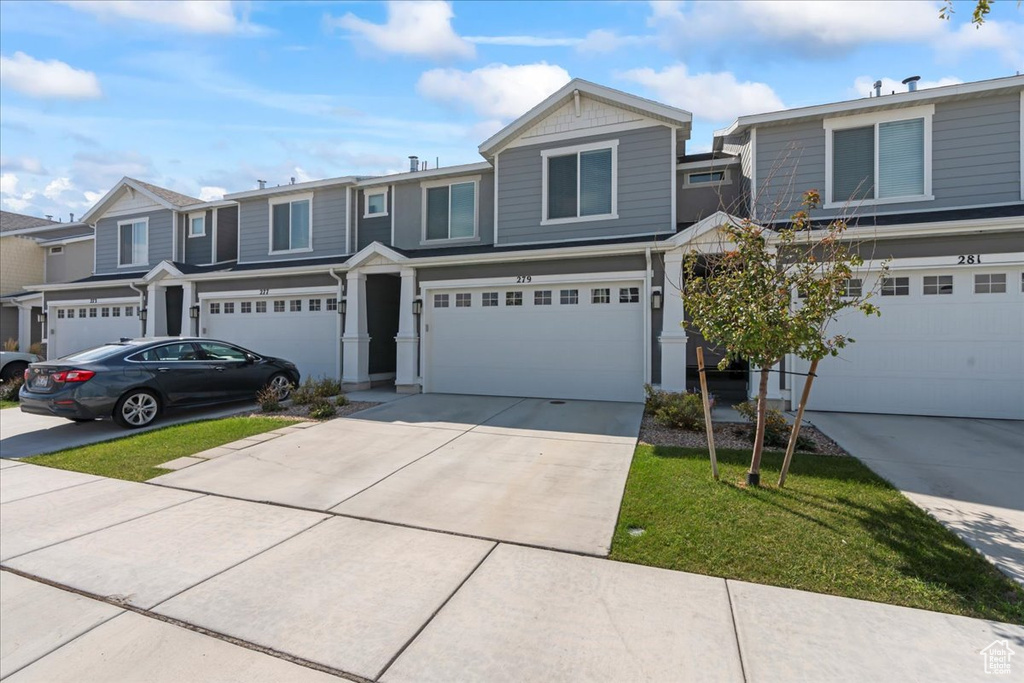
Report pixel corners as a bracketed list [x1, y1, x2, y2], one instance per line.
[644, 246, 653, 386]
[329, 268, 345, 381]
[129, 281, 146, 337]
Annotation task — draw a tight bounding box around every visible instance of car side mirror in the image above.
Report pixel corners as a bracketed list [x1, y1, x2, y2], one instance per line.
[245, 354, 257, 364]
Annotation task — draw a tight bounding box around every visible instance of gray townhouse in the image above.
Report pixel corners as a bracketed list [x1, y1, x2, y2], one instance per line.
[30, 76, 1023, 419]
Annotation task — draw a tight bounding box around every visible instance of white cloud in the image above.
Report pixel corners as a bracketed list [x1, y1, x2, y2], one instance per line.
[0, 173, 19, 195]
[43, 177, 74, 201]
[199, 186, 227, 201]
[465, 35, 581, 47]
[619, 64, 785, 121]
[0, 156, 47, 175]
[57, 0, 261, 35]
[417, 63, 571, 119]
[943, 20, 1024, 68]
[849, 75, 962, 99]
[83, 190, 104, 205]
[0, 52, 102, 100]
[0, 172, 37, 213]
[327, 1, 474, 60]
[577, 30, 651, 54]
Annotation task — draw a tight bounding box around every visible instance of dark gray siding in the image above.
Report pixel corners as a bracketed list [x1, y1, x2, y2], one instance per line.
[497, 126, 674, 245]
[237, 186, 349, 264]
[388, 170, 496, 251]
[183, 210, 214, 265]
[754, 93, 1023, 217]
[94, 209, 174, 274]
[45, 285, 141, 302]
[678, 174, 746, 225]
[216, 206, 239, 262]
[0, 307, 17, 345]
[416, 254, 647, 283]
[357, 188, 392, 250]
[45, 240, 94, 283]
[195, 273, 338, 295]
[851, 230, 1024, 260]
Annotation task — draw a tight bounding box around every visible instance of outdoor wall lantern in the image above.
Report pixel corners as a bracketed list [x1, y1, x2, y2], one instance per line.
[651, 287, 663, 310]
[412, 298, 423, 316]
[36, 312, 47, 324]
[139, 308, 148, 322]
[339, 299, 347, 316]
[189, 305, 200, 320]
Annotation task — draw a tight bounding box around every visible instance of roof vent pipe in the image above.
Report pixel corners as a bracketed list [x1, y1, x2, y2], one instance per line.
[45, 214, 52, 221]
[902, 75, 921, 92]
[257, 179, 266, 190]
[69, 212, 74, 222]
[873, 80, 882, 98]
[290, 177, 296, 185]
[409, 156, 419, 173]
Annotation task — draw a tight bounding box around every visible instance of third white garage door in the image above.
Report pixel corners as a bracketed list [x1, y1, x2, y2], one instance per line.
[423, 279, 646, 402]
[791, 265, 1024, 419]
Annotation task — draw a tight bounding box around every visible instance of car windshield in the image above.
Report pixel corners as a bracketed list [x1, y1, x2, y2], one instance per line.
[60, 344, 129, 363]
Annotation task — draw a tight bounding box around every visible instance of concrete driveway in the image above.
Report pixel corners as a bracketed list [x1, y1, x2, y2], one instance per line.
[151, 394, 644, 555]
[807, 412, 1024, 584]
[0, 401, 257, 460]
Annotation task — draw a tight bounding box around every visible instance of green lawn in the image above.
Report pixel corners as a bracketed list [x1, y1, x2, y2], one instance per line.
[24, 416, 297, 482]
[0, 400, 17, 409]
[611, 445, 1024, 624]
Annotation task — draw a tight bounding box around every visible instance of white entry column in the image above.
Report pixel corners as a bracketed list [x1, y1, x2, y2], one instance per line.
[146, 284, 167, 337]
[342, 270, 371, 390]
[394, 267, 420, 393]
[17, 305, 32, 354]
[659, 249, 687, 392]
[180, 282, 195, 337]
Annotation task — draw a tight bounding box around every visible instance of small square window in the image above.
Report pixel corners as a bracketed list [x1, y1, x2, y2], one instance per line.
[88, 307, 97, 318]
[125, 306, 134, 317]
[881, 277, 910, 296]
[923, 275, 953, 295]
[326, 298, 338, 311]
[209, 302, 221, 314]
[456, 293, 472, 307]
[434, 293, 450, 308]
[101, 307, 109, 317]
[274, 300, 285, 313]
[241, 302, 252, 314]
[290, 299, 302, 312]
[112, 307, 121, 317]
[840, 278, 863, 298]
[224, 302, 235, 314]
[77, 308, 86, 318]
[256, 301, 267, 313]
[506, 291, 523, 306]
[309, 298, 322, 312]
[482, 292, 498, 307]
[974, 273, 1006, 294]
[57, 309, 65, 319]
[619, 287, 640, 303]
[560, 289, 579, 305]
[591, 288, 611, 304]
[366, 191, 387, 217]
[534, 290, 552, 306]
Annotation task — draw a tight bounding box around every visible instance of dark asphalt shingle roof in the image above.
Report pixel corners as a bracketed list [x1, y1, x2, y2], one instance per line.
[0, 211, 59, 233]
[128, 178, 202, 208]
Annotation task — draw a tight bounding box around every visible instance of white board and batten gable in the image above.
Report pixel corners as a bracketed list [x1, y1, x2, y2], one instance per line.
[104, 186, 164, 216]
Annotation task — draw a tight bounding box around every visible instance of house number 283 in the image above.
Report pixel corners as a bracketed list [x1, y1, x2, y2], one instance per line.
[957, 255, 981, 265]
[515, 275, 532, 283]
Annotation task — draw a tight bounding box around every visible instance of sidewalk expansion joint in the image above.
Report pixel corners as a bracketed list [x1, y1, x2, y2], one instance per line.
[724, 579, 749, 683]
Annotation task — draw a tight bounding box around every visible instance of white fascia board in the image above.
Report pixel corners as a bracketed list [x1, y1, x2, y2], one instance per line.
[35, 278, 144, 291]
[179, 199, 237, 211]
[356, 162, 493, 188]
[36, 235, 94, 246]
[81, 177, 181, 224]
[0, 223, 92, 238]
[676, 157, 740, 171]
[48, 296, 138, 307]
[225, 176, 358, 200]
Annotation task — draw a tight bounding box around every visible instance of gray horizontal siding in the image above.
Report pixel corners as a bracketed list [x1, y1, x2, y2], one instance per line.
[44, 240, 93, 284]
[390, 170, 495, 251]
[678, 179, 745, 224]
[497, 126, 673, 245]
[183, 210, 213, 265]
[237, 186, 349, 264]
[216, 206, 239, 262]
[46, 285, 141, 302]
[195, 273, 338, 295]
[94, 209, 173, 274]
[754, 93, 1023, 218]
[849, 230, 1024, 260]
[357, 188, 392, 251]
[416, 254, 647, 283]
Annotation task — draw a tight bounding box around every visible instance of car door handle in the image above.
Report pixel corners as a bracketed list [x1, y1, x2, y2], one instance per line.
[157, 367, 170, 372]
[213, 366, 226, 372]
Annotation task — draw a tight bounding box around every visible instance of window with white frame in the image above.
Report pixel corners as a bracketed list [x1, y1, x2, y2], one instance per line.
[592, 288, 611, 304]
[290, 299, 302, 312]
[241, 302, 252, 314]
[224, 302, 234, 314]
[923, 275, 953, 295]
[270, 195, 312, 253]
[424, 180, 476, 241]
[505, 291, 523, 306]
[543, 140, 617, 224]
[434, 293, 449, 308]
[534, 290, 552, 306]
[101, 307, 109, 317]
[89, 308, 97, 318]
[57, 309, 65, 319]
[364, 189, 388, 218]
[974, 273, 1006, 294]
[49, 246, 63, 255]
[188, 213, 206, 237]
[118, 218, 148, 266]
[309, 298, 321, 311]
[560, 289, 578, 305]
[326, 298, 337, 311]
[455, 293, 471, 308]
[256, 301, 267, 313]
[839, 278, 863, 297]
[209, 302, 221, 314]
[881, 277, 910, 296]
[619, 287, 640, 303]
[482, 292, 498, 307]
[113, 306, 121, 317]
[826, 106, 932, 206]
[685, 170, 727, 185]
[78, 308, 86, 318]
[274, 300, 285, 313]
[126, 306, 134, 316]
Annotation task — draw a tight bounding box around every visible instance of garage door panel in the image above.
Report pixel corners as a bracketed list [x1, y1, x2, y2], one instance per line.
[51, 305, 140, 358]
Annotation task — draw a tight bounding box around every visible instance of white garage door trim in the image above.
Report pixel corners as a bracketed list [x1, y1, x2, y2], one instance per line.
[420, 271, 648, 402]
[48, 297, 142, 359]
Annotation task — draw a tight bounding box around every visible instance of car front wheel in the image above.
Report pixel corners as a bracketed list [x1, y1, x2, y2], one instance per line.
[113, 389, 160, 429]
[266, 373, 293, 400]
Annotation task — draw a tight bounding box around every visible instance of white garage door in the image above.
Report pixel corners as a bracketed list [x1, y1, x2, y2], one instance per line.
[50, 302, 141, 358]
[424, 279, 646, 402]
[792, 266, 1024, 419]
[202, 292, 340, 381]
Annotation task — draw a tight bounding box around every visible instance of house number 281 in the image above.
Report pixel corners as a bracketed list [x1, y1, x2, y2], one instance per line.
[957, 255, 981, 265]
[515, 275, 532, 283]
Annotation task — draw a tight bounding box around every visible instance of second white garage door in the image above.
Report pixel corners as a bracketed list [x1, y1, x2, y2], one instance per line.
[423, 279, 646, 402]
[202, 292, 340, 381]
[49, 301, 141, 359]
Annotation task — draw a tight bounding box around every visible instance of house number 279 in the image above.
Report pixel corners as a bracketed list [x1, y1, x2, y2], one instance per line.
[515, 275, 532, 283]
[957, 255, 981, 265]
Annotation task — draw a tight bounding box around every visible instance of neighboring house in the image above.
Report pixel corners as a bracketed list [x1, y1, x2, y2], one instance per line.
[31, 76, 1023, 419]
[0, 211, 94, 352]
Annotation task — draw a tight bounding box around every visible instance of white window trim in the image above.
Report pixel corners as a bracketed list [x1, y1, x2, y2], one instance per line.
[540, 139, 619, 226]
[268, 192, 314, 255]
[116, 217, 149, 268]
[363, 187, 389, 219]
[683, 168, 732, 187]
[48, 246, 64, 255]
[188, 212, 206, 238]
[823, 104, 934, 209]
[420, 176, 480, 244]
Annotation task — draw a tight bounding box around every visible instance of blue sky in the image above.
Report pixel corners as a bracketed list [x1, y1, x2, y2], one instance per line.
[1, 0, 1021, 220]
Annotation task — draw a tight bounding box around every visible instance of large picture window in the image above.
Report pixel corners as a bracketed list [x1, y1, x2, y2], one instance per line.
[542, 140, 617, 224]
[423, 180, 476, 241]
[118, 218, 148, 266]
[269, 195, 312, 253]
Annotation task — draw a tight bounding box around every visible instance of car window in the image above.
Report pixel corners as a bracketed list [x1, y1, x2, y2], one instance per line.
[197, 342, 248, 362]
[134, 343, 200, 362]
[62, 344, 129, 362]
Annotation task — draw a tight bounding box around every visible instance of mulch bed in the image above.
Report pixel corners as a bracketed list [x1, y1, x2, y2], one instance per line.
[250, 399, 377, 421]
[638, 414, 849, 456]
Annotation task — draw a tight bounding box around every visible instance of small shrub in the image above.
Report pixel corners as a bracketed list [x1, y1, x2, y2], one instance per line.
[28, 342, 44, 356]
[310, 377, 341, 398]
[653, 391, 706, 431]
[255, 384, 282, 412]
[2, 338, 17, 352]
[644, 384, 669, 414]
[0, 377, 24, 402]
[335, 394, 349, 407]
[735, 400, 790, 448]
[308, 398, 336, 420]
[290, 382, 315, 406]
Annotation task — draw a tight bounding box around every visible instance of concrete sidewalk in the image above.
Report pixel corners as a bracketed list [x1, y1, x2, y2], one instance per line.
[3, 463, 1021, 682]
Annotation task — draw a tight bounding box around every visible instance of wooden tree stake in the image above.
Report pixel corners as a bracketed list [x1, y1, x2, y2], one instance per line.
[696, 347, 719, 480]
[778, 358, 819, 488]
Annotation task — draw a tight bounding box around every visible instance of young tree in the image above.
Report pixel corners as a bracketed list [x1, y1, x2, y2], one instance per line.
[681, 190, 885, 486]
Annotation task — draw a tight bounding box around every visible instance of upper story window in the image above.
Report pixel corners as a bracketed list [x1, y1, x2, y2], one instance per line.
[188, 213, 206, 238]
[48, 246, 64, 255]
[423, 178, 477, 241]
[269, 193, 312, 254]
[542, 140, 618, 225]
[684, 170, 729, 186]
[118, 218, 148, 267]
[824, 104, 933, 208]
[364, 189, 388, 218]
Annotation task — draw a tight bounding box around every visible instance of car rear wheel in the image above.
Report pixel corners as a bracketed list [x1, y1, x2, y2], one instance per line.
[267, 373, 293, 400]
[1, 361, 27, 383]
[113, 389, 160, 429]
